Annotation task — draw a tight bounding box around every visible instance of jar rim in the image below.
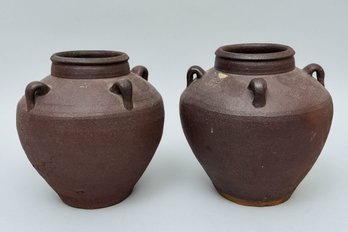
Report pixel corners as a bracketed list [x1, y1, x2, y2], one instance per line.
[51, 50, 129, 65]
[215, 43, 295, 61]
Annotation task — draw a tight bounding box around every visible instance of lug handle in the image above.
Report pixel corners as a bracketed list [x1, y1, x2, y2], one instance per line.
[303, 63, 325, 86]
[131, 65, 148, 81]
[186, 65, 205, 87]
[25, 81, 50, 111]
[110, 80, 133, 110]
[248, 78, 267, 108]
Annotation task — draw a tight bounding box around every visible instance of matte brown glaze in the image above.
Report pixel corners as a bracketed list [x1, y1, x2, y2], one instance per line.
[180, 43, 333, 206]
[16, 50, 164, 209]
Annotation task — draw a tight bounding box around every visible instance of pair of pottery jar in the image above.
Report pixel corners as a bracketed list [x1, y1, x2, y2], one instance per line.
[16, 43, 333, 209]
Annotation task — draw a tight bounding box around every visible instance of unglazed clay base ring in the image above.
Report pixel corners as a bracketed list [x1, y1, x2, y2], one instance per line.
[217, 190, 294, 207]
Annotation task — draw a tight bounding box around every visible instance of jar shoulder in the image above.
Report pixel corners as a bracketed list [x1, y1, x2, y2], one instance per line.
[180, 68, 333, 117]
[17, 73, 163, 118]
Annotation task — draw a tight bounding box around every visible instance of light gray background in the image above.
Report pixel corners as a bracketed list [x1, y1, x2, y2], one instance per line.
[1, 0, 347, 231]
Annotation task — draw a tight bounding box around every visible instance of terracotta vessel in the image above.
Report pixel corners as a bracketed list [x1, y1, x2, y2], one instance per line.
[180, 43, 333, 206]
[17, 50, 164, 209]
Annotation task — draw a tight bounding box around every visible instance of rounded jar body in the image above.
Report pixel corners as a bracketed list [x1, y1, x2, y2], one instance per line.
[180, 44, 333, 206]
[17, 51, 164, 209]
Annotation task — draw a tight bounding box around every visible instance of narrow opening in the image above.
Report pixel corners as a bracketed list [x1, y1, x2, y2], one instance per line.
[223, 45, 287, 54]
[51, 50, 129, 65]
[57, 51, 123, 59]
[216, 43, 295, 61]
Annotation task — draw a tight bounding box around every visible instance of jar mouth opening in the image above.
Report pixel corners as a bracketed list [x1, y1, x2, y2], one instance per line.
[51, 50, 129, 65]
[215, 43, 295, 61]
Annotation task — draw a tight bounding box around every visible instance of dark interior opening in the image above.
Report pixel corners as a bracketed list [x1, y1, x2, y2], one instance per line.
[57, 51, 123, 59]
[223, 45, 287, 54]
[51, 50, 129, 65]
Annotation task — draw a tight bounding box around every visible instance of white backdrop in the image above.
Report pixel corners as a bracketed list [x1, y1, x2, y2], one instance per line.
[1, 0, 347, 231]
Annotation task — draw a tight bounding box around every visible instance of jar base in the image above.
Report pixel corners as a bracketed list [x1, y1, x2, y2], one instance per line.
[217, 190, 293, 207]
[58, 189, 133, 209]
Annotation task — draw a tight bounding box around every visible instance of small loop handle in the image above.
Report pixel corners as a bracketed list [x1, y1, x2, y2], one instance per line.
[110, 80, 133, 110]
[131, 65, 149, 81]
[248, 78, 267, 108]
[25, 81, 50, 111]
[186, 65, 205, 87]
[303, 63, 325, 86]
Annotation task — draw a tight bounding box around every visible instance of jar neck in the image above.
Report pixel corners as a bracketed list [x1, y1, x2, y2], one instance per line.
[214, 43, 296, 75]
[50, 50, 130, 79]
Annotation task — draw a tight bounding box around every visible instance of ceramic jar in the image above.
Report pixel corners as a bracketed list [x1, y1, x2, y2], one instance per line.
[180, 43, 333, 206]
[16, 51, 164, 209]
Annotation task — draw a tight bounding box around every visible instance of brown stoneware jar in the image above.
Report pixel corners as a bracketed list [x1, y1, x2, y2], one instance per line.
[16, 50, 164, 209]
[180, 43, 333, 206]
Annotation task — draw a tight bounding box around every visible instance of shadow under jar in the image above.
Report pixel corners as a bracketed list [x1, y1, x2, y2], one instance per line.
[180, 43, 333, 206]
[16, 50, 164, 209]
